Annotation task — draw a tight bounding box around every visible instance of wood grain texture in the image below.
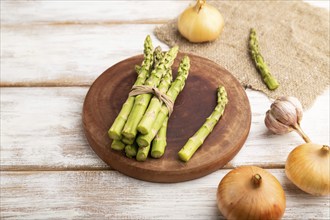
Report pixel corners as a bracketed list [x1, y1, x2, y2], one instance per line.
[1, 0, 327, 25]
[1, 87, 328, 171]
[1, 0, 188, 25]
[1, 169, 329, 219]
[1, 24, 168, 87]
[2, 1, 327, 87]
[0, 87, 108, 170]
[1, 0, 329, 218]
[0, 0, 185, 86]
[83, 53, 251, 182]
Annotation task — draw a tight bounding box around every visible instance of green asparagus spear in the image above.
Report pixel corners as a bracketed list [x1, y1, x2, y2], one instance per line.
[125, 142, 138, 158]
[108, 35, 154, 140]
[151, 117, 168, 158]
[153, 47, 165, 68]
[137, 68, 172, 135]
[136, 145, 151, 162]
[111, 139, 126, 151]
[135, 65, 141, 73]
[178, 86, 228, 162]
[136, 55, 190, 148]
[134, 46, 163, 74]
[122, 46, 179, 139]
[249, 28, 279, 90]
[122, 137, 134, 145]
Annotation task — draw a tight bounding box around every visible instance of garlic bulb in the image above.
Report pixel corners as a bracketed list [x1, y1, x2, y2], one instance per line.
[178, 0, 225, 43]
[265, 96, 311, 143]
[278, 96, 303, 123]
[217, 166, 286, 220]
[286, 143, 330, 196]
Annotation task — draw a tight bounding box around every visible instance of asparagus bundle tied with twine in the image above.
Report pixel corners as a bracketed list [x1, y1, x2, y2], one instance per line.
[121, 46, 179, 140]
[136, 56, 190, 149]
[108, 36, 226, 162]
[108, 35, 154, 141]
[136, 56, 190, 161]
[108, 36, 184, 161]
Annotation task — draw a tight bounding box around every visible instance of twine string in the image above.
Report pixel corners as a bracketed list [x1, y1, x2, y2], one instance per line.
[128, 85, 174, 116]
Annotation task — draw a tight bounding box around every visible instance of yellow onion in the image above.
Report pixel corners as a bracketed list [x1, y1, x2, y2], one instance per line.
[178, 0, 224, 43]
[286, 143, 330, 196]
[217, 166, 286, 220]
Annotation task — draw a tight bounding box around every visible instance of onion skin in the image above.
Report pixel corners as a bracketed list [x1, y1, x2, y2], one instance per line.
[217, 166, 286, 220]
[285, 143, 330, 196]
[178, 1, 224, 43]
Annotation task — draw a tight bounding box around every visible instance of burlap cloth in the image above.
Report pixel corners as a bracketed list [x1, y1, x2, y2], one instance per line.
[154, 0, 329, 109]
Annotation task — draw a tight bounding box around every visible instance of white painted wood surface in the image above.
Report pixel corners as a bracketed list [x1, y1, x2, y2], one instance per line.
[1, 1, 329, 219]
[1, 170, 330, 220]
[1, 87, 329, 170]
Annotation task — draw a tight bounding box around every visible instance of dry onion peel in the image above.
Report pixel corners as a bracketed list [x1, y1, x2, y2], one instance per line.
[265, 97, 330, 196]
[285, 143, 330, 196]
[217, 166, 286, 220]
[178, 0, 224, 43]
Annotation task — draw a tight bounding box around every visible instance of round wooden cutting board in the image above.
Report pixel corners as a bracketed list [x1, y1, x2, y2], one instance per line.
[83, 53, 251, 183]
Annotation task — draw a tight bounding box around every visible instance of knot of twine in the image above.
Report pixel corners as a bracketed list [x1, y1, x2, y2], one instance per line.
[129, 85, 174, 116]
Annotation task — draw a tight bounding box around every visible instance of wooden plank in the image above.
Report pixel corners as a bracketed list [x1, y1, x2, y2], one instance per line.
[1, 169, 329, 219]
[1, 87, 328, 170]
[2, 1, 328, 87]
[0, 87, 108, 170]
[1, 0, 188, 25]
[1, 0, 328, 25]
[1, 24, 169, 87]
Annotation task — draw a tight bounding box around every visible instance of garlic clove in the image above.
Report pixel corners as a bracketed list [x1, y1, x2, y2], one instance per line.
[279, 96, 303, 124]
[270, 100, 297, 126]
[265, 110, 293, 134]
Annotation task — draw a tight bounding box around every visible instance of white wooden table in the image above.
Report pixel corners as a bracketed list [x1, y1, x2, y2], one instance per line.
[1, 1, 329, 219]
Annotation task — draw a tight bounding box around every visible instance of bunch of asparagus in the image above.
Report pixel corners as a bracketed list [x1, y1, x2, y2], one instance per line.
[108, 35, 191, 161]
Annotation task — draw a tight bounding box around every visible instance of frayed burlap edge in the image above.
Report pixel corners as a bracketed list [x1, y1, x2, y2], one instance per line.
[154, 0, 329, 109]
